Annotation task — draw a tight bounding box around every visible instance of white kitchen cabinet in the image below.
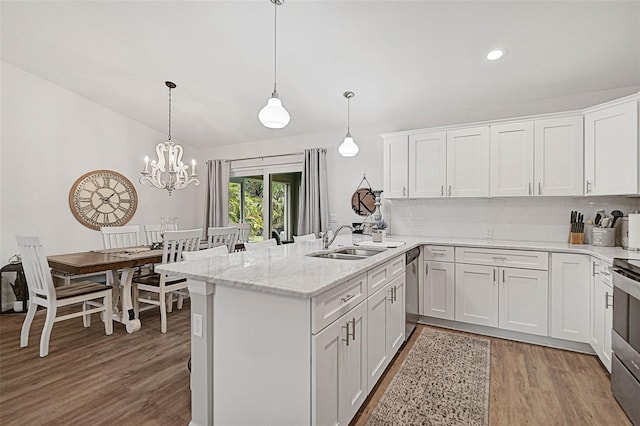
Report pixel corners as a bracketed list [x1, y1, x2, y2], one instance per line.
[584, 98, 639, 195]
[455, 263, 498, 327]
[446, 126, 490, 197]
[498, 267, 549, 336]
[490, 121, 534, 197]
[550, 253, 591, 343]
[591, 260, 614, 372]
[422, 260, 455, 320]
[534, 115, 584, 196]
[314, 300, 368, 426]
[383, 135, 408, 198]
[408, 131, 447, 197]
[490, 116, 583, 197]
[367, 274, 405, 393]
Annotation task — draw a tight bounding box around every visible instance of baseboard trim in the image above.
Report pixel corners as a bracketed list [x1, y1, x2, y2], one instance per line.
[418, 316, 595, 354]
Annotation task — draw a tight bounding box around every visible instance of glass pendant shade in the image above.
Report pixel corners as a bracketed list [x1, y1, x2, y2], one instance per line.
[338, 135, 359, 157]
[258, 95, 290, 129]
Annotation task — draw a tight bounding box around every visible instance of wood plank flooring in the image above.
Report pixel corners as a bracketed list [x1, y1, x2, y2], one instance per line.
[0, 307, 630, 426]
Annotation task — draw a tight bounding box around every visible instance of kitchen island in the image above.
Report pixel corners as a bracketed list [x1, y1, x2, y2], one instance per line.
[156, 236, 415, 426]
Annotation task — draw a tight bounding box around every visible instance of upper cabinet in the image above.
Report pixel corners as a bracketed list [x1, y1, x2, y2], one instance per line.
[490, 116, 583, 197]
[408, 131, 447, 197]
[584, 98, 639, 195]
[447, 126, 490, 197]
[382, 92, 639, 199]
[383, 135, 408, 198]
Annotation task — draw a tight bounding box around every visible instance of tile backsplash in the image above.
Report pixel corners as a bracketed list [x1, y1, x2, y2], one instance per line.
[385, 196, 640, 243]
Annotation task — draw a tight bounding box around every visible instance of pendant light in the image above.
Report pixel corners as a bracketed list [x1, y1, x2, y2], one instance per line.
[338, 91, 359, 157]
[258, 0, 290, 129]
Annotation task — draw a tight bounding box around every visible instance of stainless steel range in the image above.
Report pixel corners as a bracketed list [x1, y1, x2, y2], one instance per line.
[611, 258, 640, 424]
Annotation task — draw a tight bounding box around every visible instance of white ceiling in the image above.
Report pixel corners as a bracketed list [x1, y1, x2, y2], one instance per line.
[2, 1, 639, 149]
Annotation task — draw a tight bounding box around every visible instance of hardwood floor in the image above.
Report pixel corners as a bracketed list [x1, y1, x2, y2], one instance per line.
[0, 309, 630, 426]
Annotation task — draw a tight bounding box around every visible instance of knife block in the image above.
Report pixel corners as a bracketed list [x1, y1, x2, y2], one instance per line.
[569, 232, 584, 245]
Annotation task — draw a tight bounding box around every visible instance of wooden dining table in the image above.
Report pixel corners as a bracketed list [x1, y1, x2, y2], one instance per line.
[48, 247, 163, 333]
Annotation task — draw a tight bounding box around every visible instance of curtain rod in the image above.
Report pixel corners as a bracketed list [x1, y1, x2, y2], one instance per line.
[224, 151, 319, 162]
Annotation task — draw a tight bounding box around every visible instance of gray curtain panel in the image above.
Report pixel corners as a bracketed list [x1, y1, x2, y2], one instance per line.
[203, 160, 230, 231]
[298, 148, 329, 236]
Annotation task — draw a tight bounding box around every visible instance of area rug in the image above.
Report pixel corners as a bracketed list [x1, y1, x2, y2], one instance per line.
[365, 328, 490, 426]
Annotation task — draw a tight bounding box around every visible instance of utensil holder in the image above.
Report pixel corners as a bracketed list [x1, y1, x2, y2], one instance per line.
[592, 227, 615, 247]
[569, 232, 584, 245]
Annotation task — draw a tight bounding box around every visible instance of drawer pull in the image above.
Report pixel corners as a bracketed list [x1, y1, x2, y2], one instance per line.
[341, 294, 355, 303]
[492, 256, 507, 261]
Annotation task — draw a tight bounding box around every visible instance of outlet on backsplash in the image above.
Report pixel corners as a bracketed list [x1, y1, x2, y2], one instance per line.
[485, 227, 493, 240]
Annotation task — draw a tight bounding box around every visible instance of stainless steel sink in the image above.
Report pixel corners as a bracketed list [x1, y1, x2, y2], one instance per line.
[332, 247, 386, 256]
[306, 246, 387, 260]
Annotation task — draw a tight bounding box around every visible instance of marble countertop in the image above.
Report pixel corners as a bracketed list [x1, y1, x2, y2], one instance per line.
[156, 234, 640, 299]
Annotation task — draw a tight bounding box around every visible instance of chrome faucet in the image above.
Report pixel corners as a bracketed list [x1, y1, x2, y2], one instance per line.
[323, 225, 355, 249]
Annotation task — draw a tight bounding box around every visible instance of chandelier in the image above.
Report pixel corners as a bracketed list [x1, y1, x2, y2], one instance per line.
[140, 81, 199, 196]
[258, 0, 290, 129]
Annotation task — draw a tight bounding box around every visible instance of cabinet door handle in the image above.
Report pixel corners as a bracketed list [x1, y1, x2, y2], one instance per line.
[529, 182, 532, 195]
[440, 185, 444, 196]
[493, 268, 496, 283]
[448, 185, 452, 197]
[342, 322, 351, 346]
[605, 292, 613, 309]
[586, 180, 592, 194]
[425, 264, 429, 274]
[341, 294, 355, 303]
[350, 317, 356, 341]
[592, 262, 598, 277]
[403, 186, 406, 197]
[538, 182, 542, 195]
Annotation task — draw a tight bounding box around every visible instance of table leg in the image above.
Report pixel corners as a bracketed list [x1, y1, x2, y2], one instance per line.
[110, 268, 141, 333]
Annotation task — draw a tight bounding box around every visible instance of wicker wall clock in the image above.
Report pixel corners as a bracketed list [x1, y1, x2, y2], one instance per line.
[69, 170, 138, 230]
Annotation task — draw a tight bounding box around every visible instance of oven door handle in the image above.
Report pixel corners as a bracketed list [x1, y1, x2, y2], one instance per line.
[612, 267, 640, 300]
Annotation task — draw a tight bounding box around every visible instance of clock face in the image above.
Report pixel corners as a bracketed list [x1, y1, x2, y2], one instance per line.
[69, 170, 138, 230]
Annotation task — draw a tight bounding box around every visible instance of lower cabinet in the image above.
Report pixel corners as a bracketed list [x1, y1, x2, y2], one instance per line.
[455, 263, 498, 327]
[367, 275, 405, 392]
[591, 260, 614, 371]
[455, 263, 548, 336]
[422, 261, 455, 320]
[314, 301, 368, 426]
[550, 253, 591, 343]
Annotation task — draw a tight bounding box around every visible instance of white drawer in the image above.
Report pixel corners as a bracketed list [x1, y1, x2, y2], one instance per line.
[423, 245, 454, 262]
[367, 255, 405, 294]
[455, 247, 548, 270]
[312, 273, 367, 334]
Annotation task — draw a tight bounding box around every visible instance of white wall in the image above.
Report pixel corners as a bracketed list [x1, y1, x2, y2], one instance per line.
[1, 62, 205, 264]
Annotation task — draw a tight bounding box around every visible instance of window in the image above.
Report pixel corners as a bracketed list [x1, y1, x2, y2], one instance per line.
[228, 155, 302, 242]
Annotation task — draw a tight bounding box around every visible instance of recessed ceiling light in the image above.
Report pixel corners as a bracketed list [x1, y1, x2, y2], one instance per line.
[487, 48, 506, 61]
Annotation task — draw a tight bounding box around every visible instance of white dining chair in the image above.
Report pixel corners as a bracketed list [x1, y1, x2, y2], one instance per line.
[182, 245, 229, 261]
[132, 229, 201, 333]
[293, 233, 317, 242]
[144, 224, 163, 245]
[16, 235, 113, 357]
[230, 222, 251, 244]
[100, 225, 140, 249]
[244, 239, 278, 251]
[207, 226, 239, 253]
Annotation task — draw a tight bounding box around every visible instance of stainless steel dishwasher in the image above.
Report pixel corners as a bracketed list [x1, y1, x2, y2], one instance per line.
[405, 247, 420, 340]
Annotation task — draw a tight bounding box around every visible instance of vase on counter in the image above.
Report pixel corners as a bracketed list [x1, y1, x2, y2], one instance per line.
[372, 229, 385, 242]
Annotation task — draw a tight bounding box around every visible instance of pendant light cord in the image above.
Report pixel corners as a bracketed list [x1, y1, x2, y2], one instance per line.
[168, 85, 172, 141]
[273, 0, 278, 94]
[347, 96, 350, 134]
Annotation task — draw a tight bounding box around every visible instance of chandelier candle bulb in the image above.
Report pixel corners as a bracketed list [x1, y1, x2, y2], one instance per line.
[143, 156, 149, 173]
[191, 159, 196, 176]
